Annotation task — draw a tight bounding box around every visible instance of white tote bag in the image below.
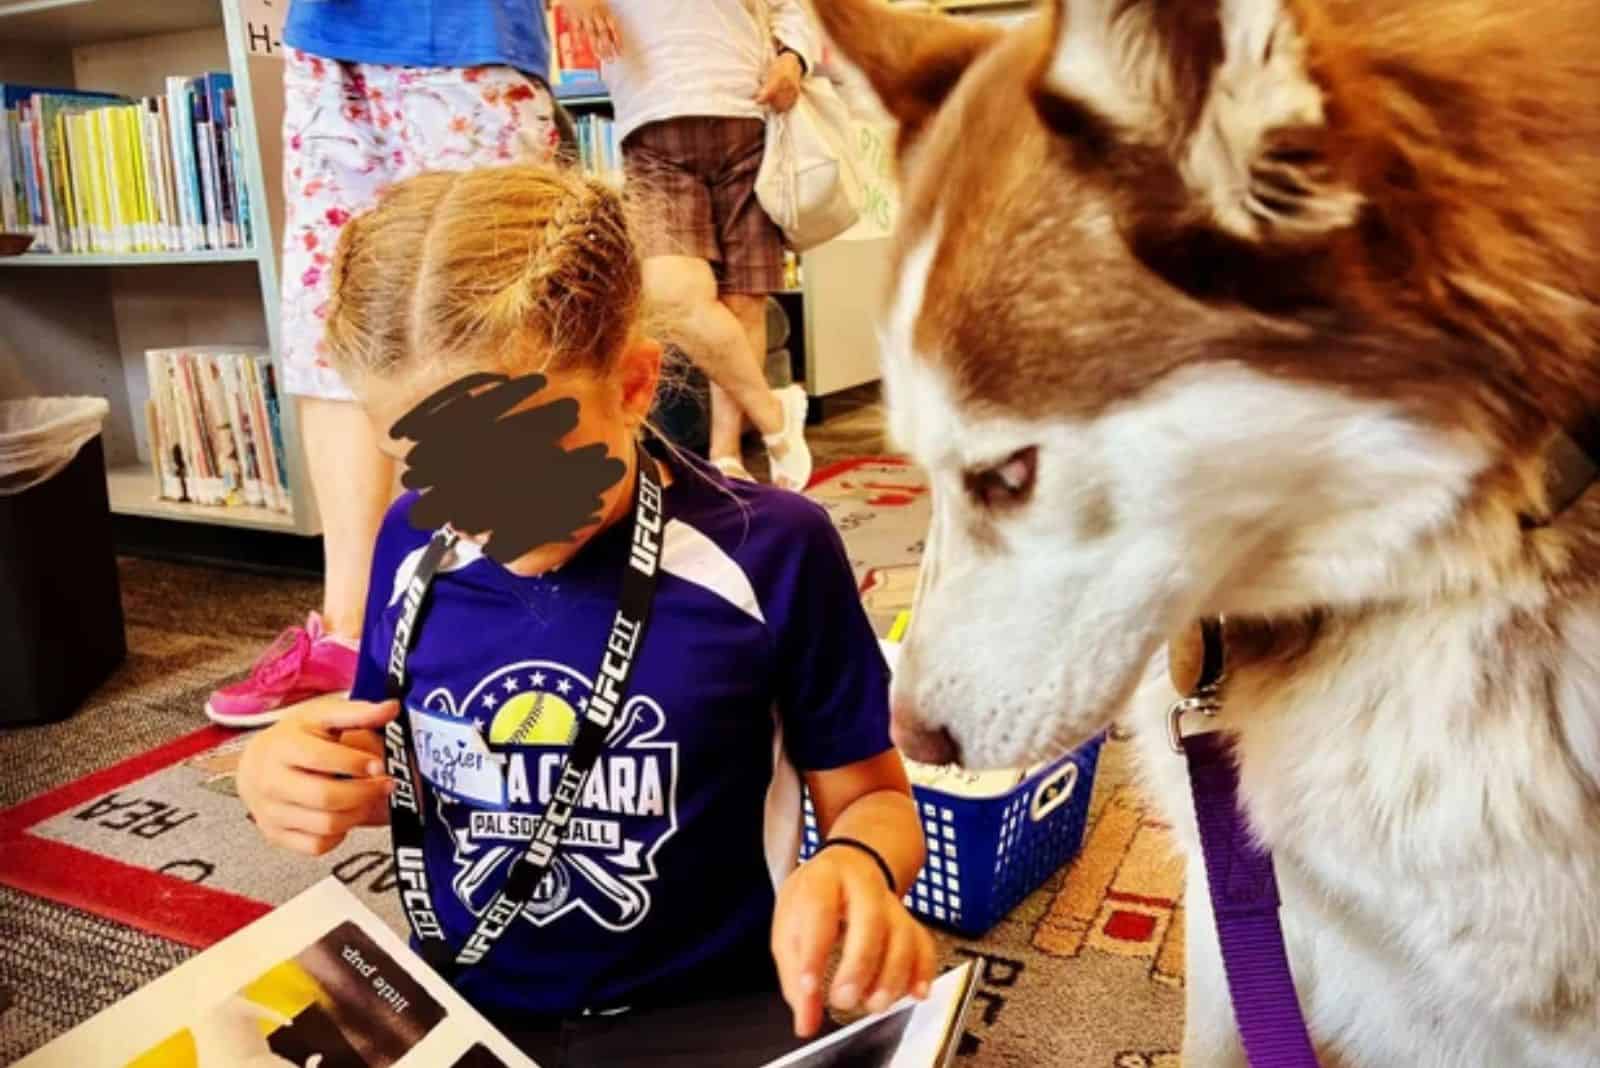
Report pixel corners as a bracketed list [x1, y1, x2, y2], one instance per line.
[753, 6, 865, 251]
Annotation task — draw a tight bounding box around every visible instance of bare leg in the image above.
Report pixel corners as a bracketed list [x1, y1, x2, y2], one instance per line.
[643, 256, 781, 452]
[297, 396, 397, 642]
[715, 293, 770, 461]
[708, 382, 745, 463]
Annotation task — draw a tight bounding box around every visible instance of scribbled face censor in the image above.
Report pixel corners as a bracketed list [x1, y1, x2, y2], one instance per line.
[365, 370, 633, 573]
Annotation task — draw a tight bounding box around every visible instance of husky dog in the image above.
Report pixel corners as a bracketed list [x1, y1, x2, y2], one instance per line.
[813, 0, 1600, 1063]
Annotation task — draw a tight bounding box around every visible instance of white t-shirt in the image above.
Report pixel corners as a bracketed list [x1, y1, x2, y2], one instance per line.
[602, 0, 818, 143]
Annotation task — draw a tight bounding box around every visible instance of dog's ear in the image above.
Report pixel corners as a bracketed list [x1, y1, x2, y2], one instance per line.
[811, 0, 1002, 148]
[1038, 0, 1362, 243]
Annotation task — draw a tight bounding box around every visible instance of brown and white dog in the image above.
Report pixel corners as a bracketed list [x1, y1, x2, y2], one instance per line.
[812, 0, 1600, 1064]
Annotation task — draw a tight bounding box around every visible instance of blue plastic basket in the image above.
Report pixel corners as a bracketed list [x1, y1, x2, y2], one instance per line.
[801, 733, 1105, 937]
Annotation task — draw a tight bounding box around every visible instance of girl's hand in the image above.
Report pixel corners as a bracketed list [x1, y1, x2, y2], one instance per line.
[562, 0, 621, 62]
[771, 846, 938, 1037]
[237, 696, 400, 856]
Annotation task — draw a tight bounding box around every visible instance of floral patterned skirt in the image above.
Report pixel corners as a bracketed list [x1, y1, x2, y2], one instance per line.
[279, 49, 563, 400]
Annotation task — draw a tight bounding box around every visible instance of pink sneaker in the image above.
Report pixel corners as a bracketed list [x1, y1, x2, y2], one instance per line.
[205, 612, 358, 728]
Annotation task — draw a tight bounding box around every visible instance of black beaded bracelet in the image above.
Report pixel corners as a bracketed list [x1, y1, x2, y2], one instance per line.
[817, 837, 897, 893]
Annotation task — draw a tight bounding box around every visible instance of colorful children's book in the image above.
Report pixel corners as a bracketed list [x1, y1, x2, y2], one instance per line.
[16, 877, 979, 1068]
[14, 879, 539, 1068]
[202, 73, 238, 247]
[215, 354, 266, 507]
[165, 76, 201, 250]
[551, 5, 604, 87]
[188, 79, 221, 251]
[258, 356, 292, 512]
[145, 351, 187, 500]
[33, 88, 128, 251]
[0, 107, 17, 232]
[238, 356, 276, 511]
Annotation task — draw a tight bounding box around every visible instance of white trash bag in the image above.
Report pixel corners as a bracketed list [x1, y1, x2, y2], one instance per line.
[0, 396, 110, 495]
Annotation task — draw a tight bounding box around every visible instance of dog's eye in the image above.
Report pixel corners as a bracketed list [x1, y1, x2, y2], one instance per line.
[965, 447, 1038, 510]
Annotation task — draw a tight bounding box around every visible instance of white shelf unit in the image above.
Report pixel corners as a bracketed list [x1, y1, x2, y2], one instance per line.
[0, 0, 318, 535]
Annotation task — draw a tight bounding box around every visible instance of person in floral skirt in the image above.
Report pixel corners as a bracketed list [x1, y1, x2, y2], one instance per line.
[206, 1, 573, 727]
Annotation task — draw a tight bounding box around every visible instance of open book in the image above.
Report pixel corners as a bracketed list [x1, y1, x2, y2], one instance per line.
[18, 878, 976, 1068]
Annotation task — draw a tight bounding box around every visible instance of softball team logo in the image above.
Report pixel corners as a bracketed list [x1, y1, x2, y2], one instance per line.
[411, 660, 680, 932]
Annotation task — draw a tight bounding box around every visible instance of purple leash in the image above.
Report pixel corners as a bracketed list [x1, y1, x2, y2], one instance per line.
[1173, 617, 1320, 1067]
[1184, 733, 1320, 1066]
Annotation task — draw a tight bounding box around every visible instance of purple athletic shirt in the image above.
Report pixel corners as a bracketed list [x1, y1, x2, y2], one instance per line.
[349, 449, 892, 1019]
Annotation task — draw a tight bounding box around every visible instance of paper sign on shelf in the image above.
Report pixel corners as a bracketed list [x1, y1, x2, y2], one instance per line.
[240, 0, 288, 59]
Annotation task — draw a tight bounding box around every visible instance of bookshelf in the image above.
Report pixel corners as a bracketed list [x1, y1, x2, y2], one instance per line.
[0, 0, 316, 535]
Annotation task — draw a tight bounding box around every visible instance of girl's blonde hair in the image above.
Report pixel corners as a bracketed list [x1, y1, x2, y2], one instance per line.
[324, 165, 641, 385]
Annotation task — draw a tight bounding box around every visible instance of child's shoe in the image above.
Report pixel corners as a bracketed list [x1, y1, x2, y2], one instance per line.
[205, 612, 357, 728]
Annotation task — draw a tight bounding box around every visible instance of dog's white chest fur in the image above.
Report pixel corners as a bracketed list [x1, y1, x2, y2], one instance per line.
[1131, 605, 1600, 1067]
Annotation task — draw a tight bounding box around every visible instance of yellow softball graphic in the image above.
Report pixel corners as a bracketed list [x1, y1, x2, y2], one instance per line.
[489, 690, 579, 746]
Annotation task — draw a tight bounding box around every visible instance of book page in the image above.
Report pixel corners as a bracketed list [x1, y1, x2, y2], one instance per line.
[16, 878, 537, 1068]
[760, 962, 977, 1068]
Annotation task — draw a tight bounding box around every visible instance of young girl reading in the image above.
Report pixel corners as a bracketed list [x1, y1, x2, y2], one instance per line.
[236, 165, 935, 1066]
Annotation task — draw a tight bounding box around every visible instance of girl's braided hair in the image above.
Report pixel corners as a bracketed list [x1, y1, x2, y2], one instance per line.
[325, 164, 641, 385]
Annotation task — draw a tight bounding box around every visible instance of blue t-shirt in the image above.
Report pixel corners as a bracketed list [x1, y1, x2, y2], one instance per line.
[283, 0, 551, 79]
[349, 452, 892, 1021]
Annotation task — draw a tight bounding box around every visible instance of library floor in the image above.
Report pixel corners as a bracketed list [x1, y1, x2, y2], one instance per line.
[0, 388, 1184, 1066]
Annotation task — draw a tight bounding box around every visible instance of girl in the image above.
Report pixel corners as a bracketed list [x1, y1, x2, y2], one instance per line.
[236, 165, 935, 1066]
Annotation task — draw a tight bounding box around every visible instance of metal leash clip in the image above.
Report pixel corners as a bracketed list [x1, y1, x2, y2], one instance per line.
[1167, 616, 1227, 753]
[1168, 685, 1224, 753]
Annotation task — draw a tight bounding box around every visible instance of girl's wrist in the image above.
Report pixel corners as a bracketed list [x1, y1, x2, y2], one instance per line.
[816, 836, 897, 893]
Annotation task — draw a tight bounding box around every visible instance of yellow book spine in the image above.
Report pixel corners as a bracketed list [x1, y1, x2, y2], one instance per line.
[52, 111, 78, 251]
[67, 113, 94, 252]
[92, 109, 121, 253]
[132, 105, 156, 252]
[115, 107, 142, 252]
[84, 110, 107, 252]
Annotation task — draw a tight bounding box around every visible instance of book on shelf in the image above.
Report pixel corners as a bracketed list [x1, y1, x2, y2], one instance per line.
[145, 347, 292, 514]
[573, 113, 621, 186]
[549, 1, 605, 89]
[0, 76, 253, 255]
[18, 876, 977, 1068]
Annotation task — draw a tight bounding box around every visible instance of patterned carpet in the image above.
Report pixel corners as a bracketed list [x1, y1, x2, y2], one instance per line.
[0, 399, 1184, 1066]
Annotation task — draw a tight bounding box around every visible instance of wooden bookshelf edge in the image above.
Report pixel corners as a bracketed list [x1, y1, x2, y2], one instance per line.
[107, 465, 299, 531]
[0, 249, 261, 268]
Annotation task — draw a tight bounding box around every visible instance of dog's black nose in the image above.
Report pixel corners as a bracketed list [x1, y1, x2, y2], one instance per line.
[891, 716, 961, 766]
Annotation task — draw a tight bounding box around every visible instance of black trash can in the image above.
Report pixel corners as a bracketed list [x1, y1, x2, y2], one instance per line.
[0, 423, 126, 725]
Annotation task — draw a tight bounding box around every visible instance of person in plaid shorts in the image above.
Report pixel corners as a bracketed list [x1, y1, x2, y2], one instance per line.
[562, 0, 816, 491]
[206, 0, 572, 728]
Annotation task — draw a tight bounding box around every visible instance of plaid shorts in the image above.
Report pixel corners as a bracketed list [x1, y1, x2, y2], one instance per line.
[624, 117, 787, 295]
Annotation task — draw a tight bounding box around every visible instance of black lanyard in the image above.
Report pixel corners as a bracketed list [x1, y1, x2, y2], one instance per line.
[383, 452, 666, 979]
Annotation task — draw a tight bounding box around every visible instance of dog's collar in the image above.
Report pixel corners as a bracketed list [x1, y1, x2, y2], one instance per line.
[1523, 414, 1600, 528]
[1165, 418, 1600, 1061]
